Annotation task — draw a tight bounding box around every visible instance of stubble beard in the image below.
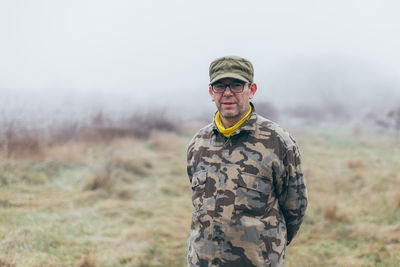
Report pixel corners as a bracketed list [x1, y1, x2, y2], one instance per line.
[218, 105, 241, 121]
[220, 109, 239, 119]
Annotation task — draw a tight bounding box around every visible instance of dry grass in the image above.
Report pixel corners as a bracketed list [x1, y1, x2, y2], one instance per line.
[287, 130, 400, 266]
[75, 252, 97, 267]
[396, 194, 400, 208]
[323, 205, 349, 223]
[83, 162, 114, 192]
[346, 160, 364, 169]
[149, 131, 179, 151]
[0, 258, 15, 267]
[0, 129, 399, 266]
[0, 109, 181, 161]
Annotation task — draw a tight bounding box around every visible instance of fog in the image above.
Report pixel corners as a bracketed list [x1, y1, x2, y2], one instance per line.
[1, 0, 399, 127]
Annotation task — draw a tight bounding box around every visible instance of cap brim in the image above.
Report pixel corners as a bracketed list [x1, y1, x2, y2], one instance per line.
[210, 73, 250, 84]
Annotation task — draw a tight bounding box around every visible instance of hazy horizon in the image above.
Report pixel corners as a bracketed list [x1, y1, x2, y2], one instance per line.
[1, 0, 399, 127]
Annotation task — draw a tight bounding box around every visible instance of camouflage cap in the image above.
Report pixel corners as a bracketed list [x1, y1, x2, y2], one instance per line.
[209, 56, 254, 84]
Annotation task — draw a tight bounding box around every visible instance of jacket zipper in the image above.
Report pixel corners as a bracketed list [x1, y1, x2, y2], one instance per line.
[223, 137, 231, 147]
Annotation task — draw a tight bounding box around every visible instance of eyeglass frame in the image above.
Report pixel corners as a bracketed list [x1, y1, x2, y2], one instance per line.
[210, 81, 252, 94]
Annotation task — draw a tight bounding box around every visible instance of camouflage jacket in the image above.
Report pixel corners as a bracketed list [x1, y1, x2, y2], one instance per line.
[187, 107, 308, 267]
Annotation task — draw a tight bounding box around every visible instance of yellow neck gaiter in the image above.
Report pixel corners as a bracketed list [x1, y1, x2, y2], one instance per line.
[215, 105, 252, 138]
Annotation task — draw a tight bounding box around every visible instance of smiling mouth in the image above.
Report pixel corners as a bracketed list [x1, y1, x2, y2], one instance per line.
[221, 103, 236, 108]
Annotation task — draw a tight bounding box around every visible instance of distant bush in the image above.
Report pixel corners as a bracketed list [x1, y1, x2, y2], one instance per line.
[367, 106, 400, 137]
[387, 107, 400, 137]
[0, 123, 43, 158]
[253, 101, 279, 122]
[47, 121, 81, 145]
[284, 100, 351, 124]
[78, 126, 134, 143]
[123, 110, 179, 138]
[0, 108, 181, 158]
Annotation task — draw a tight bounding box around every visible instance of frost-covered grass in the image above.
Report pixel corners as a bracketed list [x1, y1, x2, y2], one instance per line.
[287, 130, 400, 267]
[0, 130, 399, 266]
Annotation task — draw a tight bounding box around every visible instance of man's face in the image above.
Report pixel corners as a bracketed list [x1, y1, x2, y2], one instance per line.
[209, 78, 257, 120]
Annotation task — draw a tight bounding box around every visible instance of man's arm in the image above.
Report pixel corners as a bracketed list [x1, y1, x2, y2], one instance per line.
[186, 136, 197, 183]
[276, 143, 308, 245]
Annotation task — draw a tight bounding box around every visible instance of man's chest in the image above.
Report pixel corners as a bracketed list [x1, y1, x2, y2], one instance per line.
[192, 133, 281, 182]
[190, 134, 283, 218]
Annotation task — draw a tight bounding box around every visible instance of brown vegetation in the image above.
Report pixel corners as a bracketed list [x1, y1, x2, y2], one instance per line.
[1, 127, 43, 158]
[83, 162, 115, 192]
[323, 205, 348, 223]
[0, 109, 181, 160]
[0, 258, 14, 267]
[75, 253, 97, 267]
[395, 194, 400, 208]
[347, 160, 364, 169]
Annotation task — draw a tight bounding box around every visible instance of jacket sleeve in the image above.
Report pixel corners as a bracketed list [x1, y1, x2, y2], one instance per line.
[276, 143, 308, 245]
[186, 136, 197, 184]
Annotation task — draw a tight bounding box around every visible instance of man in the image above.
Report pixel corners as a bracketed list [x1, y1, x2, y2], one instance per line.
[187, 56, 308, 267]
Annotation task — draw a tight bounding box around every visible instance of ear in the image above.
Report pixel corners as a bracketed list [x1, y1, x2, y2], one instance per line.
[209, 85, 215, 102]
[248, 83, 257, 99]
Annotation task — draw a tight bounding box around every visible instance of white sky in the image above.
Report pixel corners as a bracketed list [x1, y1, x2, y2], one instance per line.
[0, 0, 399, 117]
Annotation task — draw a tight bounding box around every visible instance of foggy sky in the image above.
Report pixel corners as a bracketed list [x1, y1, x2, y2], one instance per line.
[1, 0, 399, 118]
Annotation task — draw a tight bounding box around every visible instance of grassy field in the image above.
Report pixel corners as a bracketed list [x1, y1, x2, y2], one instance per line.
[0, 129, 399, 266]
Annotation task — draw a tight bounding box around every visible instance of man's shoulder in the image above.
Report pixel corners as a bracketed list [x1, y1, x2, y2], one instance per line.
[187, 122, 214, 146]
[253, 113, 297, 149]
[196, 122, 214, 135]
